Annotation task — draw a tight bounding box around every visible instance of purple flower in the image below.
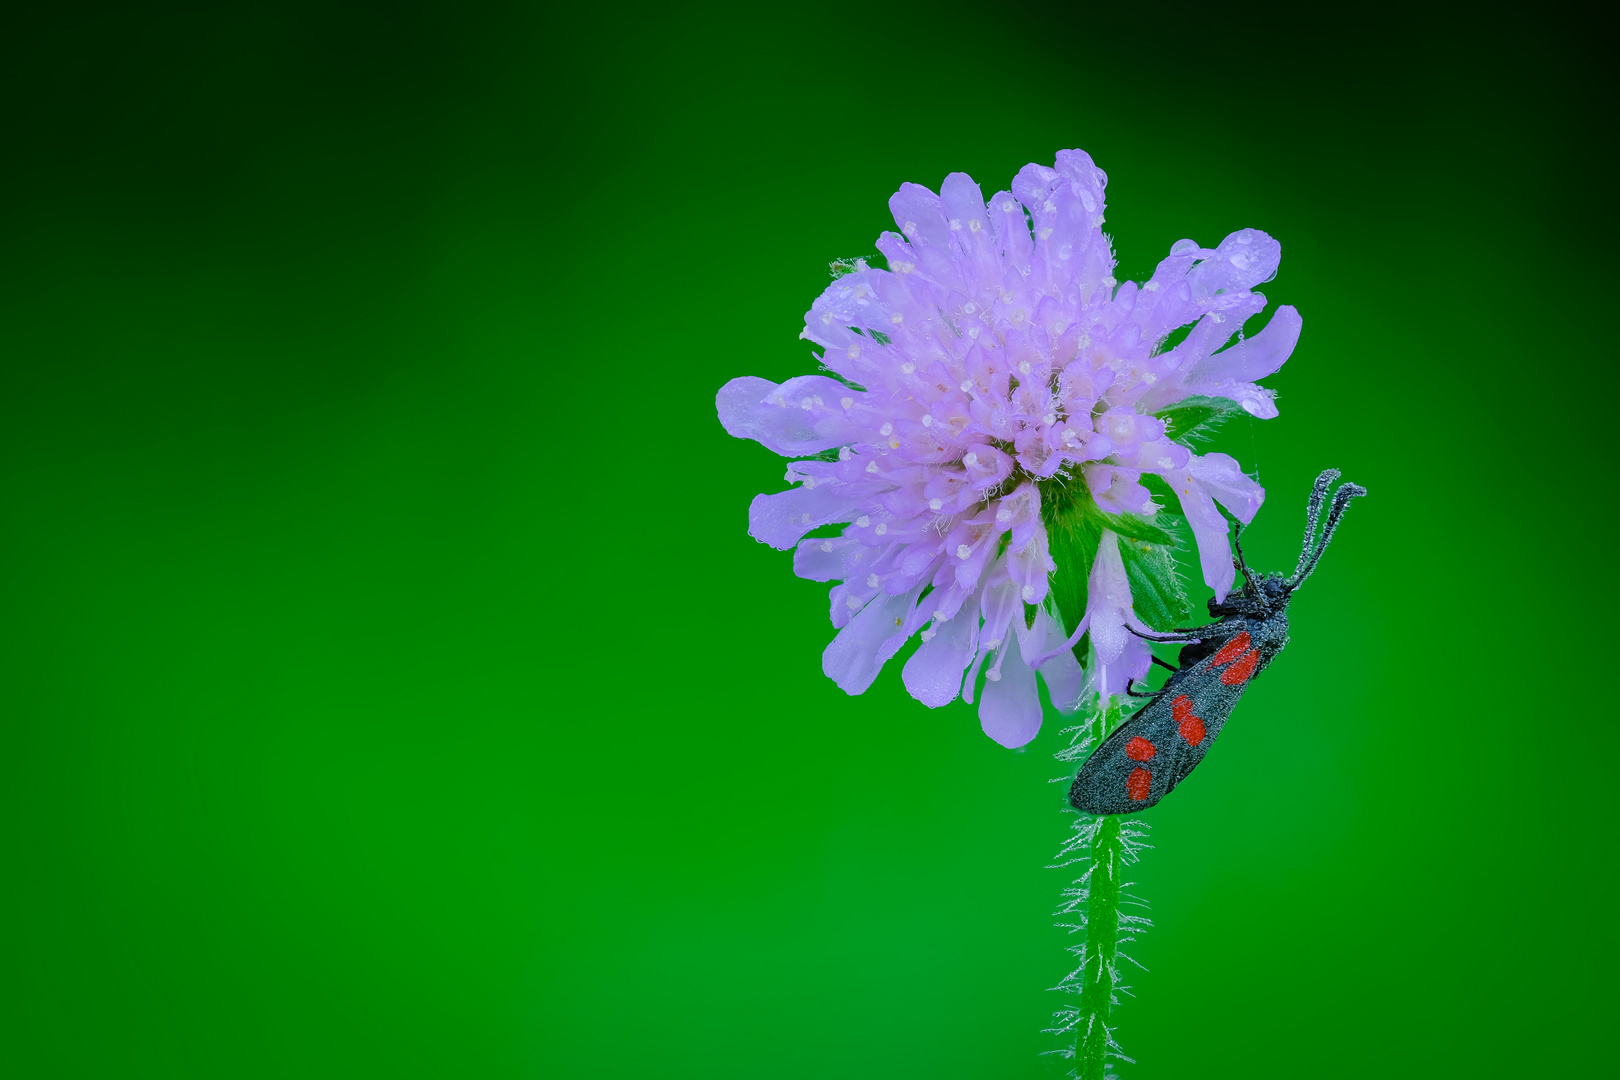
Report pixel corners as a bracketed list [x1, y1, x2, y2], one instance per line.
[717, 150, 1294, 747]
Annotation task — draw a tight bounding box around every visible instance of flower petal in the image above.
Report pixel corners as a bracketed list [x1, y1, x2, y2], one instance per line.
[717, 376, 861, 457]
[902, 609, 980, 708]
[978, 625, 1043, 748]
[1187, 228, 1282, 298]
[1023, 605, 1083, 715]
[1155, 453, 1263, 602]
[793, 536, 860, 582]
[748, 487, 871, 550]
[1189, 452, 1265, 524]
[822, 583, 925, 696]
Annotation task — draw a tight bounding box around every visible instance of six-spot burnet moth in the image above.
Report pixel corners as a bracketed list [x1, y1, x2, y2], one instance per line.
[1069, 469, 1367, 816]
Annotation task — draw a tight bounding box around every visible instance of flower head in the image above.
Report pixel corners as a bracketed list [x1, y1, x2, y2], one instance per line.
[717, 150, 1297, 747]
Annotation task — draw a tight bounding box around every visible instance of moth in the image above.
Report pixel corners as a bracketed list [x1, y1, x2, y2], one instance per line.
[1070, 469, 1367, 816]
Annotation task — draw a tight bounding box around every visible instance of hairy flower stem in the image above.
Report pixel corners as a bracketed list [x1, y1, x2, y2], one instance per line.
[1049, 697, 1147, 1078]
[1076, 814, 1122, 1080]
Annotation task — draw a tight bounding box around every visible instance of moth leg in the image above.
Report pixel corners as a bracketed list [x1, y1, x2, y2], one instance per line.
[1124, 679, 1158, 699]
[1232, 528, 1263, 601]
[1129, 628, 1202, 644]
[1151, 655, 1179, 673]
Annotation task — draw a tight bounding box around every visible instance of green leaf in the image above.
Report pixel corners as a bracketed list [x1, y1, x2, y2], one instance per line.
[1043, 485, 1186, 648]
[1097, 510, 1178, 547]
[1155, 395, 1242, 447]
[1118, 533, 1192, 630]
[1045, 508, 1102, 639]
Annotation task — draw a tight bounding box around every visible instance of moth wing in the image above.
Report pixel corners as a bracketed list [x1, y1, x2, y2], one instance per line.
[1068, 695, 1201, 816]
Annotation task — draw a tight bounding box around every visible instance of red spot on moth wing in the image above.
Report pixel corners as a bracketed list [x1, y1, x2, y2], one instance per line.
[1173, 693, 1207, 743]
[1211, 631, 1252, 666]
[1178, 714, 1206, 746]
[1220, 648, 1261, 686]
[1126, 737, 1156, 761]
[1126, 767, 1152, 801]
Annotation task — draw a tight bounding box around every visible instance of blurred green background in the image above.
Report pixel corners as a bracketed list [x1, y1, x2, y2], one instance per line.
[2, 2, 1613, 1076]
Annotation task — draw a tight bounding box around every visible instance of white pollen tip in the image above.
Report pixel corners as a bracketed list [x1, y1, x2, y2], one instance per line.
[820, 541, 834, 552]
[846, 595, 863, 610]
[874, 523, 887, 535]
[919, 629, 937, 643]
[997, 509, 1013, 522]
[1021, 584, 1036, 601]
[957, 544, 972, 559]
[964, 452, 979, 466]
[840, 396, 854, 410]
[921, 414, 933, 427]
[900, 362, 915, 374]
[960, 379, 974, 392]
[985, 669, 1001, 682]
[880, 422, 893, 436]
[867, 574, 880, 588]
[856, 515, 871, 528]
[865, 461, 880, 474]
[929, 498, 943, 511]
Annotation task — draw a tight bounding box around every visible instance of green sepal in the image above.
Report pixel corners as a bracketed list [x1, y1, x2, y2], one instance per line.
[1118, 534, 1192, 630]
[1045, 511, 1101, 642]
[1042, 480, 1188, 652]
[1154, 395, 1242, 448]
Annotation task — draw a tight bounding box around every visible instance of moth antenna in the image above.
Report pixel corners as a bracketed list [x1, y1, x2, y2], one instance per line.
[1231, 525, 1268, 611]
[1287, 480, 1367, 591]
[1292, 469, 1340, 580]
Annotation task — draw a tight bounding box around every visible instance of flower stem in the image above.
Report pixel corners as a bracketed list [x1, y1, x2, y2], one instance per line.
[1076, 814, 1122, 1080]
[1049, 698, 1149, 1079]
